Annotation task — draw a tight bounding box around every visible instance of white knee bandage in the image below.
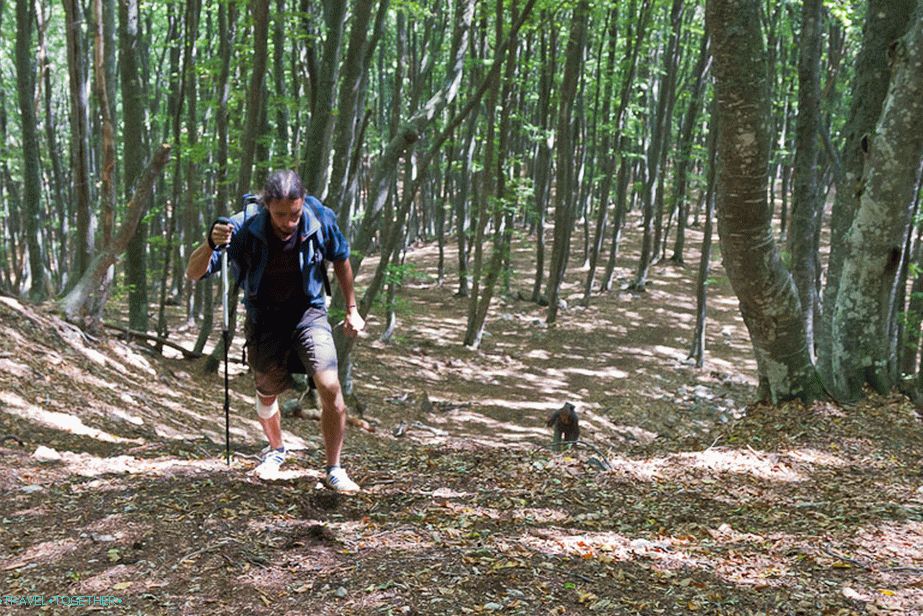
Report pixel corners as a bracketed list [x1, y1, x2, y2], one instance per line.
[255, 392, 279, 419]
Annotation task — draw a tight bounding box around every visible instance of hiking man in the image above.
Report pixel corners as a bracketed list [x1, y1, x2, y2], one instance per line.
[186, 169, 364, 492]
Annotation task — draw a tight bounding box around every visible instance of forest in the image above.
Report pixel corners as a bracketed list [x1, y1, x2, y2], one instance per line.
[1, 0, 922, 613]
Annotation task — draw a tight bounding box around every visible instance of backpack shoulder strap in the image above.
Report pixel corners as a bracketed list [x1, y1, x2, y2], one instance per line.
[303, 197, 332, 297]
[231, 196, 263, 295]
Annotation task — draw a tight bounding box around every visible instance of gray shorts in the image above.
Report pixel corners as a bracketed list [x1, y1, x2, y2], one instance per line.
[244, 306, 338, 396]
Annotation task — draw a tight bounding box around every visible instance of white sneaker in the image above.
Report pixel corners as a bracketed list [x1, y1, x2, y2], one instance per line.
[324, 466, 361, 494]
[254, 447, 287, 480]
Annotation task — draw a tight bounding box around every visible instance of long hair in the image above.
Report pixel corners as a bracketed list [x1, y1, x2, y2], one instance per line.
[261, 169, 305, 204]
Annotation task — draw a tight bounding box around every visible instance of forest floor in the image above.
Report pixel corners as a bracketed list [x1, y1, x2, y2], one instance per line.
[1, 217, 922, 615]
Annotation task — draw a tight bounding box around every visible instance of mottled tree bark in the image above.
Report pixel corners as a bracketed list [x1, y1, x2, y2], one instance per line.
[817, 0, 916, 383]
[707, 0, 823, 402]
[787, 0, 824, 359]
[830, 7, 923, 401]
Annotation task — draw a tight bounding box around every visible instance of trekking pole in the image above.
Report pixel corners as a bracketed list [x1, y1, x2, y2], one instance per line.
[221, 240, 231, 465]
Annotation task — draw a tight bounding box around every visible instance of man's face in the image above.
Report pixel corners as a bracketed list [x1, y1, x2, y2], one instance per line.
[267, 197, 303, 241]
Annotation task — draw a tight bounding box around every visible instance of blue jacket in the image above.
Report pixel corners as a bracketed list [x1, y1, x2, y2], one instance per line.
[202, 196, 350, 311]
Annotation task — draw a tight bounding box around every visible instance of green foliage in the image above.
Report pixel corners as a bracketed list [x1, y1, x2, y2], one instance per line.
[898, 310, 923, 351]
[391, 0, 433, 20]
[142, 203, 164, 226]
[147, 234, 168, 251]
[823, 0, 858, 33]
[780, 249, 792, 269]
[328, 305, 346, 326]
[0, 0, 874, 319]
[384, 262, 419, 286]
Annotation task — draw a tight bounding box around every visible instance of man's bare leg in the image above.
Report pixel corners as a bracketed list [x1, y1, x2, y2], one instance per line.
[257, 392, 284, 450]
[312, 370, 346, 467]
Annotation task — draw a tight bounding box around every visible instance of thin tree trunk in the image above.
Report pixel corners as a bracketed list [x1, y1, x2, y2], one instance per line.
[93, 0, 116, 242]
[237, 0, 270, 196]
[464, 5, 503, 349]
[581, 6, 618, 307]
[120, 0, 152, 331]
[215, 0, 235, 217]
[464, 0, 519, 349]
[301, 0, 347, 198]
[787, 0, 824, 359]
[206, 0, 270, 373]
[272, 0, 289, 156]
[63, 0, 94, 281]
[36, 3, 67, 291]
[631, 0, 683, 291]
[329, 0, 388, 219]
[455, 109, 477, 297]
[599, 145, 631, 292]
[529, 13, 554, 304]
[336, 0, 537, 394]
[688, 102, 718, 367]
[343, 0, 480, 283]
[670, 33, 710, 263]
[651, 0, 685, 263]
[59, 145, 172, 332]
[15, 0, 47, 300]
[546, 0, 590, 324]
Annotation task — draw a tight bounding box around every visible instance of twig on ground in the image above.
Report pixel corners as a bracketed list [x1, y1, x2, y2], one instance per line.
[410, 421, 448, 436]
[172, 537, 240, 571]
[823, 544, 871, 570]
[104, 322, 202, 359]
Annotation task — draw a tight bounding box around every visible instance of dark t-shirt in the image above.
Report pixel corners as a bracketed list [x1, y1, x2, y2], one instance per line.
[257, 230, 310, 311]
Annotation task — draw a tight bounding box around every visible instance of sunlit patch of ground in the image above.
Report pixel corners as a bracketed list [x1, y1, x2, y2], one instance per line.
[1, 214, 921, 613]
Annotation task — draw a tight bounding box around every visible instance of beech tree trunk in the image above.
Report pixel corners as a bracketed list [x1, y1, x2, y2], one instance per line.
[545, 0, 590, 324]
[707, 0, 823, 402]
[15, 0, 47, 300]
[787, 0, 824, 359]
[63, 0, 95, 282]
[817, 0, 916, 384]
[830, 7, 923, 401]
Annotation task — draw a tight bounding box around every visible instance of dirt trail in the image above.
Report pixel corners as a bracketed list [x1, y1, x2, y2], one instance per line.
[1, 222, 922, 614]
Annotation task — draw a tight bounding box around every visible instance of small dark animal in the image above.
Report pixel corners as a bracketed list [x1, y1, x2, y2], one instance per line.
[547, 403, 579, 451]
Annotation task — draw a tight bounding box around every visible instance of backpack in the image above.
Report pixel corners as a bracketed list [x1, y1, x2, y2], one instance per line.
[227, 193, 331, 298]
